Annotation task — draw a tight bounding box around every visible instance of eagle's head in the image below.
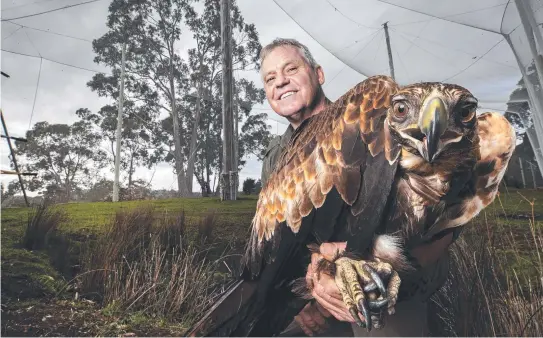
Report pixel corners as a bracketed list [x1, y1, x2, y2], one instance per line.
[386, 82, 478, 164]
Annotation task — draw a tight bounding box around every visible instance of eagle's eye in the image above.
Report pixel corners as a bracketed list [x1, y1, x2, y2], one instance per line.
[393, 102, 408, 120]
[458, 104, 476, 124]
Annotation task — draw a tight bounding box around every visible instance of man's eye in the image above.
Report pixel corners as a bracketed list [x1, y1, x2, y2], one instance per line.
[266, 77, 275, 83]
[287, 67, 297, 73]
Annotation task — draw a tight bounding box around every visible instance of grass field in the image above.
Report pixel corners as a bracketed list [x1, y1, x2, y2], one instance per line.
[1, 189, 542, 336]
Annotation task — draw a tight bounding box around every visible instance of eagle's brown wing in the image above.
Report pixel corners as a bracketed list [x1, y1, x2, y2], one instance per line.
[251, 75, 400, 246]
[424, 112, 516, 240]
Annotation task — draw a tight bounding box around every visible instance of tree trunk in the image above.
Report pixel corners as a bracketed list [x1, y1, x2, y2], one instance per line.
[185, 63, 204, 194]
[169, 57, 187, 197]
[128, 150, 134, 189]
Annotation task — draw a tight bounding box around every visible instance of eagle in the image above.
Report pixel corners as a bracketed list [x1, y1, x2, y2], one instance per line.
[186, 75, 516, 337]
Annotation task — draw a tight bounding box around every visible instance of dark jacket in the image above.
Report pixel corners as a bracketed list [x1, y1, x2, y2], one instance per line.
[261, 124, 294, 187]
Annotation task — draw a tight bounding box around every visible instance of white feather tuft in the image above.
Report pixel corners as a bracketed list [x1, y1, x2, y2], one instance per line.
[371, 234, 411, 272]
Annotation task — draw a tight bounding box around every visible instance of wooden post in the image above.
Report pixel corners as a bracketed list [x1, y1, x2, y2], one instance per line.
[220, 0, 236, 201]
[1, 110, 30, 207]
[519, 157, 526, 188]
[383, 22, 395, 81]
[113, 42, 126, 202]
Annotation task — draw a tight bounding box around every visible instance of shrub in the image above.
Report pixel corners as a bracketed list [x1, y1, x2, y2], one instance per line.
[242, 178, 256, 195]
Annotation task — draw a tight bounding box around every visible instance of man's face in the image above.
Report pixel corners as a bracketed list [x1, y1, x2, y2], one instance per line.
[261, 46, 325, 125]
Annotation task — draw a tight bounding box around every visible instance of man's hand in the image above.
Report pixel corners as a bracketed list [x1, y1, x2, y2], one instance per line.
[294, 302, 330, 336]
[306, 242, 364, 324]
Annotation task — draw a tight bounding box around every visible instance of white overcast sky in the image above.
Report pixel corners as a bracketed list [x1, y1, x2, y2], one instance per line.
[0, 0, 522, 195]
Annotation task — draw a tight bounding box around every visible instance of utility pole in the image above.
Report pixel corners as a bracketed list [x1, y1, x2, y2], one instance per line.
[220, 0, 236, 201]
[519, 157, 526, 188]
[234, 86, 240, 184]
[113, 42, 127, 202]
[1, 110, 30, 207]
[383, 22, 395, 81]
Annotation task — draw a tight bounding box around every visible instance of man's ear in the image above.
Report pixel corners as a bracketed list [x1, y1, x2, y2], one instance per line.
[316, 65, 325, 85]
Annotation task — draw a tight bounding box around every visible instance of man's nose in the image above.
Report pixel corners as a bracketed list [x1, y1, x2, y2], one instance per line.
[274, 73, 289, 88]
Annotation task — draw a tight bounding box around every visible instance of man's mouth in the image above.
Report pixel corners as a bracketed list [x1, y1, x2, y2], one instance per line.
[279, 91, 296, 100]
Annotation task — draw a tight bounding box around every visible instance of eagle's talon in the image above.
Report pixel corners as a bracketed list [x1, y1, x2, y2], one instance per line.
[357, 298, 372, 330]
[349, 307, 366, 329]
[363, 264, 387, 297]
[368, 298, 388, 310]
[333, 257, 400, 330]
[363, 282, 377, 292]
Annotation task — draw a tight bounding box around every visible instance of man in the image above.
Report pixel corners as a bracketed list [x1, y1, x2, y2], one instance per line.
[259, 38, 457, 337]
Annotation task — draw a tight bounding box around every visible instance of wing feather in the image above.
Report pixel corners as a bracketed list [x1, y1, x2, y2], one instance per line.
[424, 112, 516, 239]
[250, 75, 400, 250]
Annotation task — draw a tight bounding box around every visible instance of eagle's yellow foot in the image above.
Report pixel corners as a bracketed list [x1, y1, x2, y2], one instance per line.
[334, 257, 401, 331]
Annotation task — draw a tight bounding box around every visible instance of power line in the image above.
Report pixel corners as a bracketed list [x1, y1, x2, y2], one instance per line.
[441, 37, 505, 82]
[1, 0, 104, 22]
[4, 20, 93, 42]
[2, 49, 109, 74]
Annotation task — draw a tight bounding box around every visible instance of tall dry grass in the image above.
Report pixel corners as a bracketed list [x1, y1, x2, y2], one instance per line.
[78, 207, 229, 326]
[22, 203, 67, 251]
[429, 192, 543, 337]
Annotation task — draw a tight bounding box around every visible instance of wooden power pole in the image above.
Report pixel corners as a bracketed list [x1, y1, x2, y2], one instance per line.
[1, 110, 30, 207]
[113, 42, 127, 202]
[220, 0, 237, 201]
[383, 22, 396, 80]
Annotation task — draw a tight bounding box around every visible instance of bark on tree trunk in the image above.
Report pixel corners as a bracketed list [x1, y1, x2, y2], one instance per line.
[169, 58, 188, 197]
[185, 63, 204, 195]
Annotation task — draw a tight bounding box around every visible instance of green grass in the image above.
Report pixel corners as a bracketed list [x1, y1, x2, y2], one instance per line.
[1, 189, 541, 336]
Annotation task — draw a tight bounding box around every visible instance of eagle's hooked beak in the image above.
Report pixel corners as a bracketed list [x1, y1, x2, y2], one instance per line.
[419, 97, 448, 163]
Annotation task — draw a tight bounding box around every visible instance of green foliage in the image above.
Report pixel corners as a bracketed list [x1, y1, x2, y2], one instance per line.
[14, 121, 107, 203]
[242, 178, 256, 195]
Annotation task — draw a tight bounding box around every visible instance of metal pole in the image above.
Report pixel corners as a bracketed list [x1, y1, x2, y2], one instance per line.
[519, 157, 526, 188]
[515, 0, 543, 89]
[113, 42, 126, 202]
[383, 22, 395, 80]
[530, 162, 537, 189]
[1, 110, 30, 207]
[220, 0, 236, 201]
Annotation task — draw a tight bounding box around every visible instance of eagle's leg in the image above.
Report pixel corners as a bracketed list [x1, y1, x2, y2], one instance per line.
[334, 257, 401, 330]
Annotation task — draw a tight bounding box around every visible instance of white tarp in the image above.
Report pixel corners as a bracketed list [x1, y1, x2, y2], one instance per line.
[273, 0, 543, 175]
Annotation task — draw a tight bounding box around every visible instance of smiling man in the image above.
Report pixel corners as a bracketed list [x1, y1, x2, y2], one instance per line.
[259, 38, 352, 336]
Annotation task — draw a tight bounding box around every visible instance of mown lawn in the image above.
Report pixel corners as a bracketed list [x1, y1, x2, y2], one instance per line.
[1, 189, 541, 336]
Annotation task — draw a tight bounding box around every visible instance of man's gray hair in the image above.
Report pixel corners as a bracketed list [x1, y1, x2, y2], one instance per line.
[259, 38, 319, 69]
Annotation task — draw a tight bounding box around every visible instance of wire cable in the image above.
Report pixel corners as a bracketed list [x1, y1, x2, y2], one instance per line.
[4, 20, 92, 42]
[272, 0, 372, 78]
[2, 49, 109, 74]
[1, 0, 62, 12]
[389, 2, 509, 27]
[28, 57, 43, 129]
[2, 26, 22, 41]
[325, 0, 380, 30]
[374, 0, 501, 35]
[1, 0, 104, 22]
[441, 37, 505, 82]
